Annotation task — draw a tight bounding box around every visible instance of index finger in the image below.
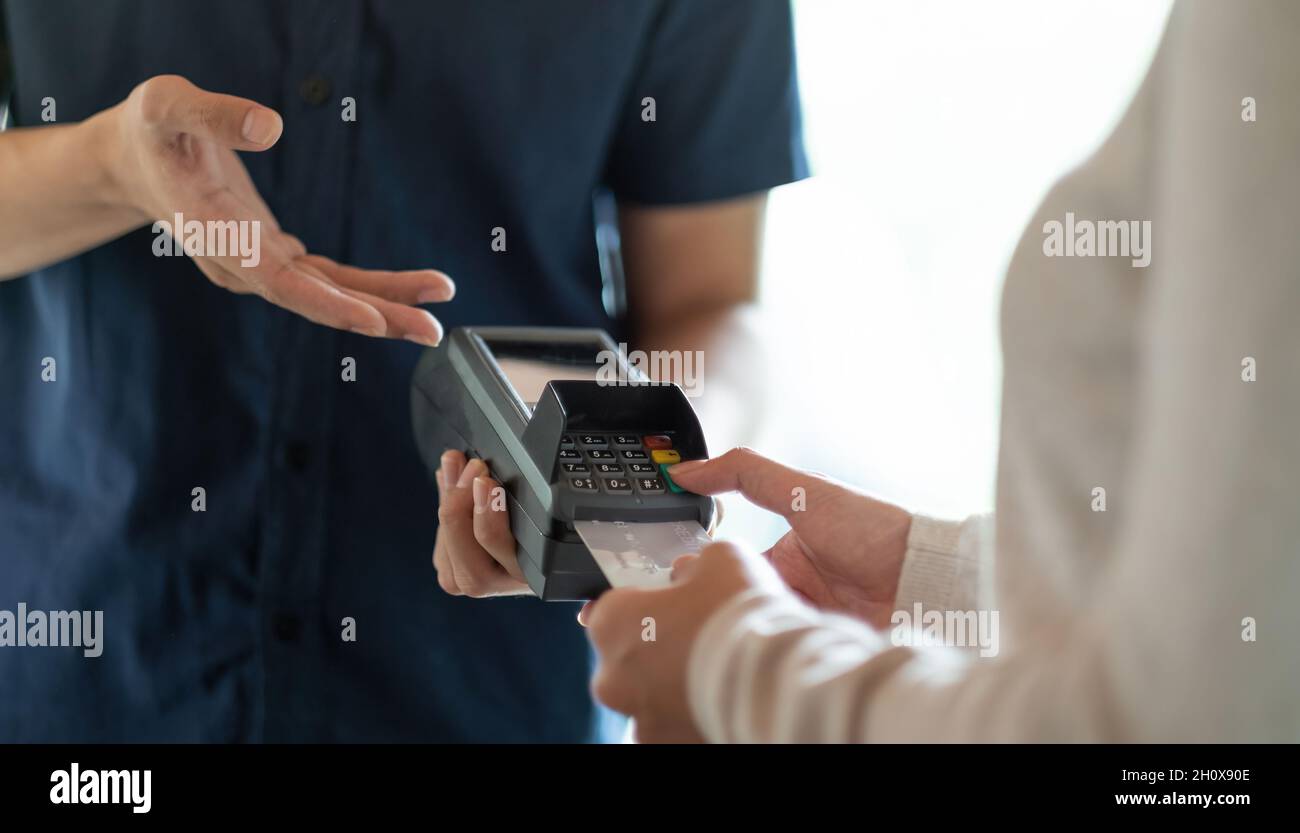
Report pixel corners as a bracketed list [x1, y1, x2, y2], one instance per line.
[668, 447, 841, 521]
[299, 255, 456, 306]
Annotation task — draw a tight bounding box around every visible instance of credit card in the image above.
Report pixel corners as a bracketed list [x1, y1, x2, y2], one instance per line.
[574, 519, 712, 589]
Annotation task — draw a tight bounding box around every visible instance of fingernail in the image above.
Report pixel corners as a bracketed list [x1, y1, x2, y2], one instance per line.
[241, 108, 281, 145]
[417, 279, 455, 303]
[472, 477, 488, 514]
[404, 313, 443, 347]
[669, 460, 706, 476]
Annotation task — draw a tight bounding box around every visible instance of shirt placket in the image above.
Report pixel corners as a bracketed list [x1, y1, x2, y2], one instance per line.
[259, 0, 364, 742]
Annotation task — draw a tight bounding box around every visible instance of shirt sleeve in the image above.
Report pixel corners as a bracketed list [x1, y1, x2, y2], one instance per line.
[603, 0, 809, 205]
[686, 0, 1300, 743]
[893, 514, 991, 617]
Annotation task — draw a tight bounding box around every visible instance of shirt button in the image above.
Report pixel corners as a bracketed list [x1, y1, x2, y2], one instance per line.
[272, 612, 302, 642]
[298, 74, 332, 106]
[281, 441, 312, 473]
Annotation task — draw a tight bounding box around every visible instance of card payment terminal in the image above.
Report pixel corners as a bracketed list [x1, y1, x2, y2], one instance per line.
[410, 327, 715, 600]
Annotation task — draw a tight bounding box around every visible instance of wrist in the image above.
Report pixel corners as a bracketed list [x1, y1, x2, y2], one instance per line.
[82, 104, 146, 221]
[884, 506, 914, 594]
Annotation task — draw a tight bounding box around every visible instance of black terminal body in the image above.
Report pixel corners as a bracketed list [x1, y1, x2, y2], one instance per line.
[410, 327, 715, 600]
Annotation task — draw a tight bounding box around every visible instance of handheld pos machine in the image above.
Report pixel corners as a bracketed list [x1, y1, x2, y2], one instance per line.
[410, 327, 715, 600]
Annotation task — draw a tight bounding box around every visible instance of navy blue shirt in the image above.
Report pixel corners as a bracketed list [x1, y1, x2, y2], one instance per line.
[0, 0, 806, 741]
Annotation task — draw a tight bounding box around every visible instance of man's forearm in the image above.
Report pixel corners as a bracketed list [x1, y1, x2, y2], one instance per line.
[618, 193, 770, 451]
[635, 303, 767, 452]
[0, 105, 145, 279]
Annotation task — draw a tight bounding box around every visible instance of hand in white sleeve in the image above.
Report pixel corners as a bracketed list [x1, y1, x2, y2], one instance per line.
[667, 448, 914, 629]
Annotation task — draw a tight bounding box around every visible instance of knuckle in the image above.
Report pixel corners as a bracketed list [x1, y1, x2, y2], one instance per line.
[451, 559, 492, 597]
[718, 446, 752, 467]
[437, 494, 472, 528]
[133, 87, 164, 127]
[463, 577, 499, 599]
[452, 571, 480, 597]
[591, 671, 633, 714]
[590, 671, 618, 708]
[436, 569, 460, 595]
[132, 75, 183, 126]
[474, 517, 512, 549]
[585, 591, 631, 636]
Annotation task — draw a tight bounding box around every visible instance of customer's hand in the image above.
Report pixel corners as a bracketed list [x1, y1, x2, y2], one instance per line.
[99, 75, 453, 342]
[432, 450, 531, 597]
[586, 540, 782, 743]
[666, 448, 912, 628]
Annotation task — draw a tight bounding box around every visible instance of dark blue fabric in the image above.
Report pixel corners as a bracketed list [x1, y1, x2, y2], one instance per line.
[0, 0, 806, 741]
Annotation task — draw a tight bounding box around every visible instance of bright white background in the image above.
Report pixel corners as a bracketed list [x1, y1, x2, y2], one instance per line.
[731, 0, 1173, 547]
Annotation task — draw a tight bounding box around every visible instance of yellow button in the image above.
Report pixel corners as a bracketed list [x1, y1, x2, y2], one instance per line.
[651, 449, 681, 465]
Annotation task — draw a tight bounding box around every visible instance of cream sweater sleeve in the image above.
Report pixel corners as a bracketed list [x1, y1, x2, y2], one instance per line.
[687, 0, 1300, 743]
[892, 514, 990, 617]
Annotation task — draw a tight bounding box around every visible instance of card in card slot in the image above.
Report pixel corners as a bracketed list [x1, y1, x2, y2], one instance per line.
[575, 519, 712, 589]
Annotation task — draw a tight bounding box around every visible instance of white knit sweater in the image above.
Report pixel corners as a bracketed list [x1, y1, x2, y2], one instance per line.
[688, 0, 1300, 742]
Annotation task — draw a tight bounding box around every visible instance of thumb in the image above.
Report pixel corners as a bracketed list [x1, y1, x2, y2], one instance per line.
[669, 447, 841, 521]
[135, 74, 283, 150]
[669, 553, 700, 583]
